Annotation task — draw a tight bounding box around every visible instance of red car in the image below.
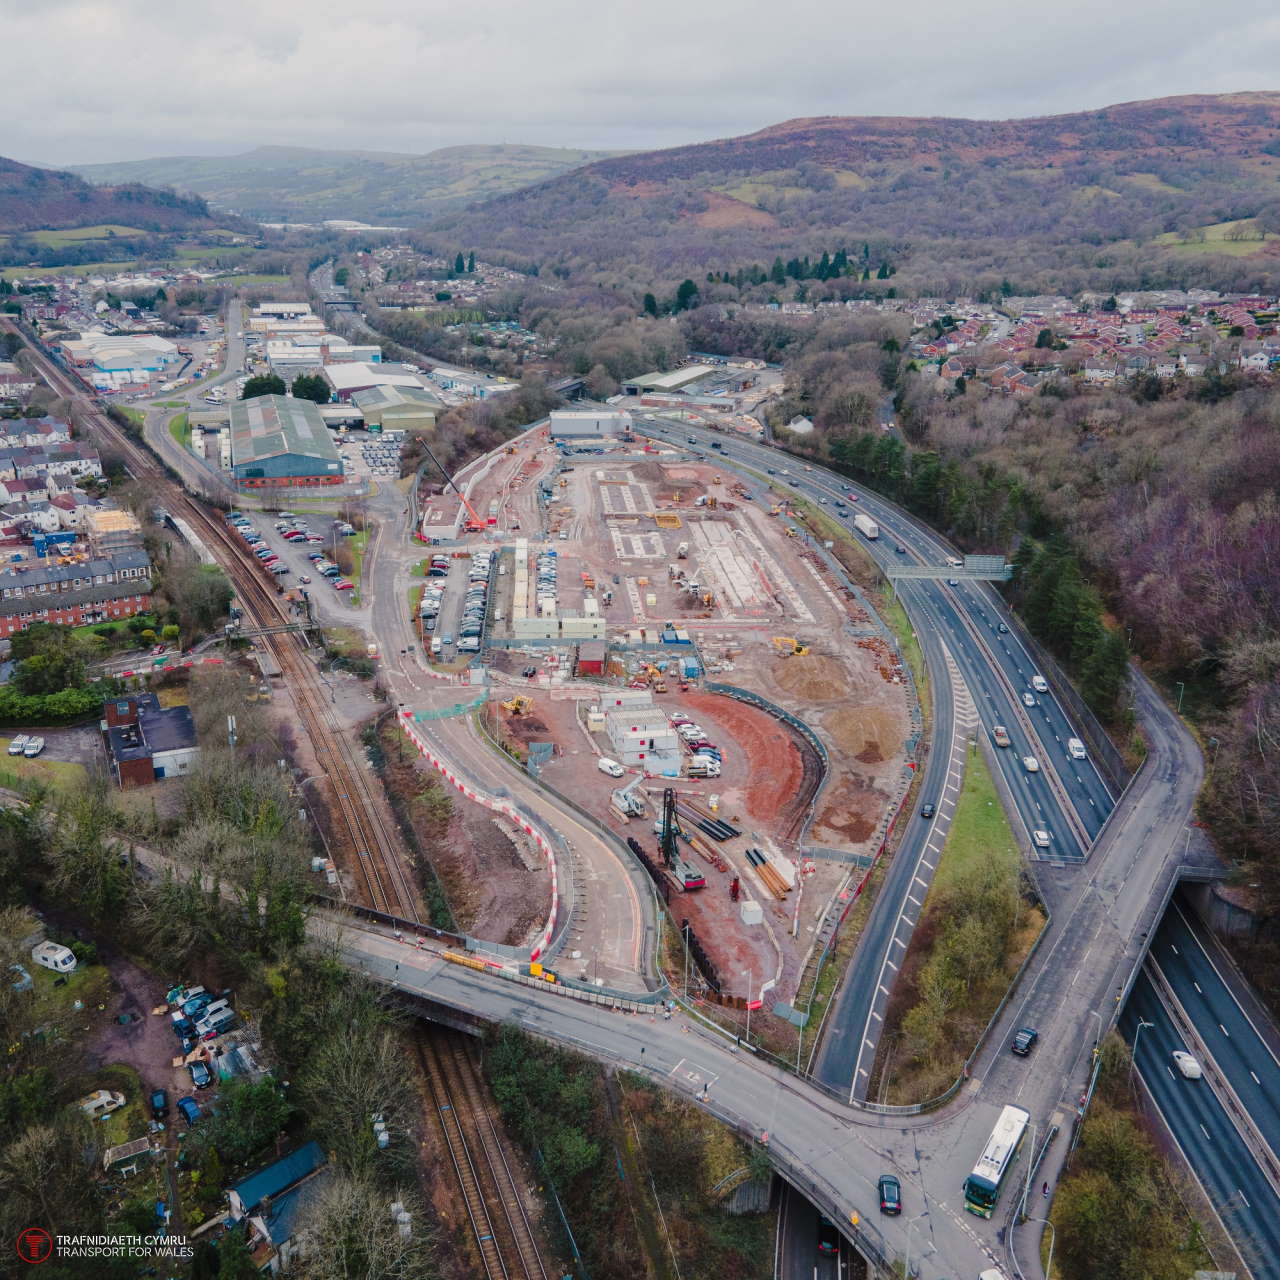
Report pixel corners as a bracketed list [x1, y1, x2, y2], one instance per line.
[333, 579, 354, 590]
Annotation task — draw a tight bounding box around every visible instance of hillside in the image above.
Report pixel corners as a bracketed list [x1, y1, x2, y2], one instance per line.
[437, 93, 1280, 288]
[0, 156, 221, 234]
[69, 143, 622, 224]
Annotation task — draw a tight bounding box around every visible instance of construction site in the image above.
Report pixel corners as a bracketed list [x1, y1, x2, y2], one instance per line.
[419, 426, 916, 1015]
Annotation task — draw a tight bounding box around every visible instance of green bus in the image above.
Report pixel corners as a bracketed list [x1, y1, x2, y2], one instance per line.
[963, 1104, 1030, 1217]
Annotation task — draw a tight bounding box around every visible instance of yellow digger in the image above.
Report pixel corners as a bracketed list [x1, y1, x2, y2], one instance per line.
[772, 636, 810, 657]
[502, 695, 534, 715]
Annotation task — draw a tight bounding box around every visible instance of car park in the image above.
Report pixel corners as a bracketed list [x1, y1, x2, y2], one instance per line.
[1012, 1027, 1039, 1056]
[878, 1174, 902, 1215]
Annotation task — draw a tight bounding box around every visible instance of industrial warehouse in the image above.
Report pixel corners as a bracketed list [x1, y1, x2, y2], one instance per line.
[228, 395, 345, 488]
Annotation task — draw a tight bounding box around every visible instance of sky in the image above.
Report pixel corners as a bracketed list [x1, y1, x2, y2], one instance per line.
[9, 0, 1280, 165]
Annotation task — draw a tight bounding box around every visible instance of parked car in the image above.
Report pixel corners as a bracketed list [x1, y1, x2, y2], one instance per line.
[150, 1088, 169, 1119]
[176, 1095, 202, 1125]
[188, 1061, 213, 1089]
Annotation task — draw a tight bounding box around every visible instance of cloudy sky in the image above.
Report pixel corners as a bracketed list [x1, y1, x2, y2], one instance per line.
[10, 0, 1280, 165]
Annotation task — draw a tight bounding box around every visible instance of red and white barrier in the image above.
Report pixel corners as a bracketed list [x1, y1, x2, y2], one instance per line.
[399, 710, 559, 961]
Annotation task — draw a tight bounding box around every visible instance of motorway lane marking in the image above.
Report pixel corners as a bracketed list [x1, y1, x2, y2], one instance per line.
[1239, 1190, 1251, 1208]
[1251, 1071, 1261, 1085]
[1200, 1124, 1211, 1141]
[1220, 1025, 1230, 1038]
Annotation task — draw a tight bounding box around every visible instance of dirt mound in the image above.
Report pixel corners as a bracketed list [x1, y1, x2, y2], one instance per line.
[812, 775, 886, 846]
[821, 705, 901, 764]
[770, 654, 847, 702]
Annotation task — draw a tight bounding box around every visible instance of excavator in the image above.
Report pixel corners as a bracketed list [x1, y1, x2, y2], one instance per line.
[501, 695, 534, 715]
[772, 636, 810, 657]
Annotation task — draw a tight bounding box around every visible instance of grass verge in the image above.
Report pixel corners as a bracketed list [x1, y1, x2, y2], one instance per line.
[869, 742, 1044, 1103]
[168, 412, 191, 450]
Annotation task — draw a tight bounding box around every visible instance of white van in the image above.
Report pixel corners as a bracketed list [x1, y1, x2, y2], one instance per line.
[1031, 674, 1049, 693]
[597, 757, 624, 778]
[688, 758, 721, 778]
[1067, 737, 1087, 760]
[7, 734, 29, 756]
[430, 636, 442, 657]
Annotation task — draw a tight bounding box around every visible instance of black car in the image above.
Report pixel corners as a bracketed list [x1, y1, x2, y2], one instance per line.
[920, 802, 936, 820]
[522, 666, 537, 678]
[878, 1174, 902, 1215]
[817, 1216, 839, 1255]
[1012, 1027, 1039, 1056]
[149, 1088, 169, 1119]
[998, 623, 1009, 634]
[895, 544, 906, 554]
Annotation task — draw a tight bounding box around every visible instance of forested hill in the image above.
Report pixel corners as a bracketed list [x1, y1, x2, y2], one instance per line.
[69, 143, 622, 225]
[0, 156, 223, 234]
[436, 92, 1280, 290]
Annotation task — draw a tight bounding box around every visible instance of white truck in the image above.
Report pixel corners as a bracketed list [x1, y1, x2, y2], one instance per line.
[852, 512, 880, 540]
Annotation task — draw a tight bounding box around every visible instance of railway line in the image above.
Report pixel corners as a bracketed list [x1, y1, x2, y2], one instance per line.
[7, 322, 419, 921]
[415, 1030, 550, 1280]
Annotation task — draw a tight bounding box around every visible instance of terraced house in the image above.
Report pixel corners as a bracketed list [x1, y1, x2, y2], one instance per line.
[0, 548, 151, 636]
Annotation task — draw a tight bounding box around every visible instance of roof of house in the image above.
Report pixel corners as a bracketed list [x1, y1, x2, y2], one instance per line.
[104, 693, 197, 762]
[229, 396, 339, 466]
[259, 1167, 332, 1247]
[231, 1142, 326, 1216]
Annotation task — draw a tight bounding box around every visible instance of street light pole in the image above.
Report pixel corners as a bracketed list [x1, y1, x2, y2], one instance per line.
[1088, 1008, 1102, 1049]
[1131, 1018, 1154, 1088]
[1176, 680, 1185, 713]
[1024, 1216, 1056, 1279]
[744, 969, 752, 1045]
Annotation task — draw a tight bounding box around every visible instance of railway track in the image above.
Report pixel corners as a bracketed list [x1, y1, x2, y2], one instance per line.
[7, 322, 419, 920]
[415, 1030, 549, 1280]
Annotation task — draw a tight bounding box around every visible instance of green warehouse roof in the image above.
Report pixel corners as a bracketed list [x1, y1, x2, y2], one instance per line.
[229, 395, 341, 466]
[351, 384, 444, 413]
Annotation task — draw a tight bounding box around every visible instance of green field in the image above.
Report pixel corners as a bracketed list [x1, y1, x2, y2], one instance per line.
[1, 260, 138, 282]
[0, 747, 88, 792]
[30, 224, 152, 246]
[1155, 218, 1280, 255]
[117, 407, 145, 428]
[221, 273, 290, 286]
[168, 412, 191, 450]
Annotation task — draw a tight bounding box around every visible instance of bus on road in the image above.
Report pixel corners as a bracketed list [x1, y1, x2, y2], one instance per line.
[963, 1104, 1031, 1218]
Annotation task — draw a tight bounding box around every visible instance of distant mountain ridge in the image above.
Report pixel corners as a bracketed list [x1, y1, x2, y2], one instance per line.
[0, 155, 221, 234]
[69, 143, 624, 224]
[435, 92, 1280, 283]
